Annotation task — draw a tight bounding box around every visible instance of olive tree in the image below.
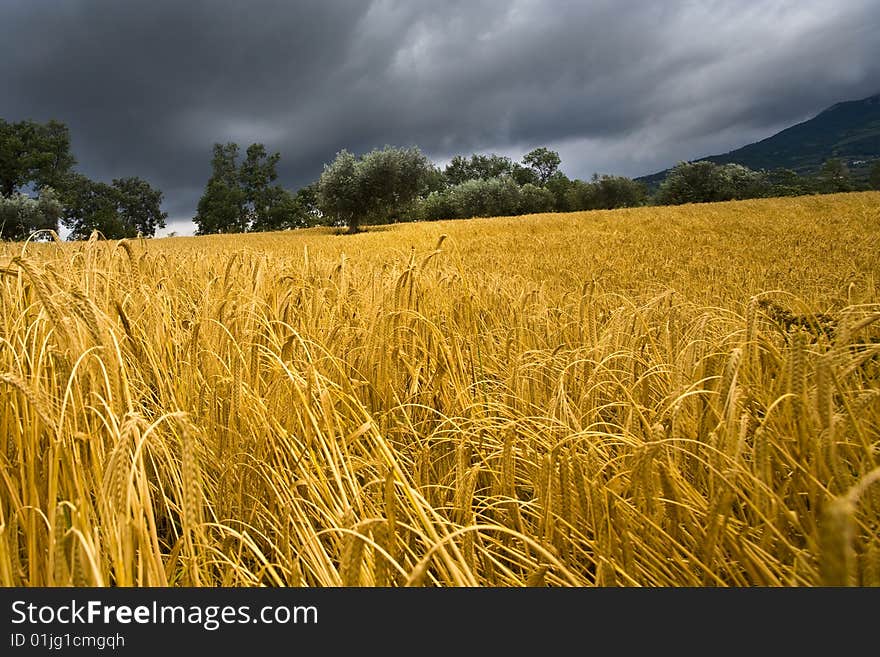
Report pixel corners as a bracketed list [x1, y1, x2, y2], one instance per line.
[0, 187, 62, 241]
[317, 146, 434, 233]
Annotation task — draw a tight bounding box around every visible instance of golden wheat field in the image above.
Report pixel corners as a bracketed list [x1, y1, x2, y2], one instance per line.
[1, 192, 879, 587]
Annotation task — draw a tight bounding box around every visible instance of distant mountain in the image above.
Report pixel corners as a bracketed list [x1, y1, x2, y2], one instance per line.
[637, 92, 880, 188]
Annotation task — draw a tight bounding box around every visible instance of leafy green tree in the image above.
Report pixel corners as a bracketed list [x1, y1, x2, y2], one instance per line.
[563, 175, 647, 211]
[565, 179, 597, 211]
[0, 186, 62, 241]
[449, 177, 521, 218]
[293, 182, 322, 225]
[469, 154, 513, 181]
[655, 161, 724, 205]
[444, 153, 513, 185]
[655, 161, 767, 205]
[518, 183, 555, 214]
[522, 147, 561, 185]
[361, 146, 435, 224]
[240, 144, 279, 193]
[591, 175, 648, 209]
[111, 176, 167, 236]
[250, 186, 309, 231]
[721, 164, 769, 200]
[240, 143, 282, 229]
[316, 149, 361, 230]
[870, 161, 880, 191]
[195, 142, 303, 233]
[317, 146, 434, 233]
[60, 174, 125, 240]
[418, 190, 459, 221]
[1, 119, 166, 240]
[423, 166, 447, 195]
[0, 119, 75, 197]
[60, 174, 166, 239]
[194, 143, 247, 235]
[764, 168, 809, 197]
[544, 171, 573, 211]
[511, 162, 540, 186]
[194, 180, 247, 235]
[444, 155, 473, 186]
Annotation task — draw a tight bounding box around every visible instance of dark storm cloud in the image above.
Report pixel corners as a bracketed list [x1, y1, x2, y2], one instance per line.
[2, 0, 879, 233]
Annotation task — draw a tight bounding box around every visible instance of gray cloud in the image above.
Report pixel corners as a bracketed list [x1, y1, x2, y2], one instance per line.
[2, 0, 879, 234]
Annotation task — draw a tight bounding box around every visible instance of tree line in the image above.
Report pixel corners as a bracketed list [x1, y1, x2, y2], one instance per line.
[195, 144, 651, 234]
[654, 158, 873, 205]
[198, 142, 880, 234]
[0, 119, 166, 241]
[3, 118, 880, 241]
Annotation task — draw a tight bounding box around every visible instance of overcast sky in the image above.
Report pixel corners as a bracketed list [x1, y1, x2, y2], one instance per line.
[2, 0, 879, 235]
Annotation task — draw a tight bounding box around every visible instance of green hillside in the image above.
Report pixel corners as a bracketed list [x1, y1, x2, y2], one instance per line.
[639, 92, 880, 187]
